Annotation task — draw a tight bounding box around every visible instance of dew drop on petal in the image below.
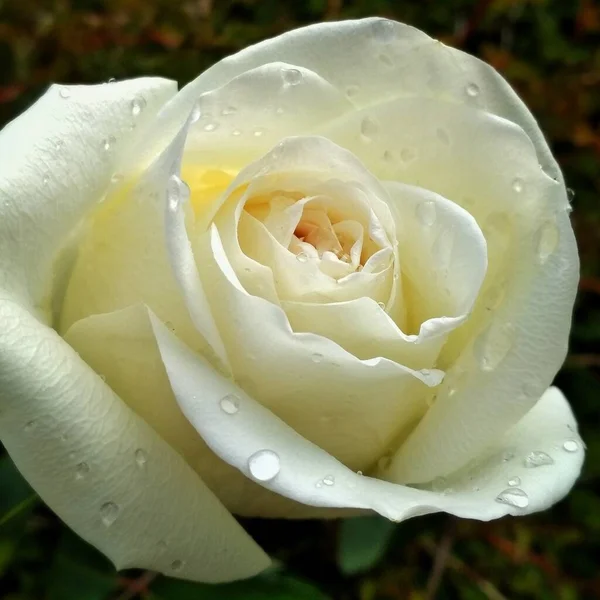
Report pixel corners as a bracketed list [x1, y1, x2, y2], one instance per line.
[253, 128, 265, 137]
[248, 450, 280, 481]
[190, 103, 202, 123]
[282, 68, 303, 86]
[311, 352, 324, 364]
[536, 218, 559, 264]
[102, 135, 116, 151]
[232, 129, 242, 136]
[507, 476, 521, 487]
[24, 420, 36, 433]
[171, 559, 185, 572]
[219, 394, 240, 415]
[203, 122, 218, 132]
[111, 173, 123, 185]
[512, 177, 524, 193]
[415, 200, 436, 226]
[377, 301, 386, 310]
[135, 449, 148, 468]
[296, 252, 309, 263]
[323, 475, 335, 486]
[465, 82, 480, 98]
[563, 439, 579, 453]
[167, 174, 190, 212]
[131, 97, 146, 117]
[523, 450, 554, 468]
[59, 87, 71, 99]
[221, 105, 237, 116]
[496, 488, 529, 509]
[473, 322, 516, 372]
[75, 462, 90, 480]
[502, 451, 515, 462]
[43, 173, 50, 184]
[100, 502, 120, 527]
[360, 116, 379, 141]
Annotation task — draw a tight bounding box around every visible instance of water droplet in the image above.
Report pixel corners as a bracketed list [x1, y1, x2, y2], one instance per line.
[102, 135, 116, 151]
[473, 322, 516, 372]
[377, 301, 386, 310]
[400, 147, 417, 163]
[59, 87, 71, 99]
[372, 18, 396, 42]
[275, 106, 285, 115]
[383, 149, 394, 163]
[253, 128, 265, 137]
[107, 77, 116, 83]
[171, 559, 185, 572]
[190, 103, 202, 123]
[296, 252, 309, 263]
[512, 177, 524, 193]
[232, 129, 242, 136]
[442, 487, 453, 496]
[219, 394, 240, 415]
[523, 451, 554, 468]
[436, 128, 451, 145]
[203, 122, 218, 132]
[221, 105, 237, 116]
[508, 476, 521, 487]
[135, 449, 148, 467]
[360, 116, 379, 141]
[311, 352, 324, 364]
[43, 173, 50, 184]
[167, 174, 190, 212]
[357, 471, 363, 476]
[567, 188, 575, 201]
[378, 53, 393, 67]
[496, 488, 529, 509]
[75, 462, 90, 480]
[315, 480, 323, 488]
[563, 439, 579, 453]
[24, 420, 36, 433]
[415, 200, 437, 226]
[131, 97, 146, 117]
[248, 450, 280, 481]
[323, 475, 335, 486]
[536, 218, 559, 264]
[55, 140, 64, 151]
[282, 68, 303, 85]
[345, 85, 359, 98]
[111, 173, 123, 185]
[100, 502, 120, 527]
[502, 451, 515, 462]
[465, 82, 480, 98]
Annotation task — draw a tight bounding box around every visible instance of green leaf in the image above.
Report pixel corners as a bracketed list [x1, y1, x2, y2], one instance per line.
[0, 454, 38, 529]
[150, 572, 332, 600]
[337, 516, 396, 575]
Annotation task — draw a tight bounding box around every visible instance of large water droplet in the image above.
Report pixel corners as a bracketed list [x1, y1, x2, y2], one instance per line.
[59, 87, 71, 99]
[473, 322, 516, 372]
[563, 439, 579, 453]
[167, 175, 190, 212]
[75, 462, 90, 480]
[360, 116, 379, 141]
[131, 97, 146, 117]
[536, 218, 559, 264]
[523, 450, 554, 468]
[219, 394, 240, 415]
[496, 488, 529, 509]
[465, 82, 480, 98]
[507, 476, 521, 487]
[100, 502, 120, 527]
[322, 475, 335, 486]
[135, 449, 148, 468]
[282, 68, 303, 86]
[415, 200, 436, 226]
[248, 450, 280, 481]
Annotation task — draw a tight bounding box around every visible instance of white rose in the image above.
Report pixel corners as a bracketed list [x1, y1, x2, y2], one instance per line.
[0, 18, 583, 583]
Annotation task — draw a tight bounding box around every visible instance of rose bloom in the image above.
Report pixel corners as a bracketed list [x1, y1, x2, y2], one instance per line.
[0, 18, 583, 582]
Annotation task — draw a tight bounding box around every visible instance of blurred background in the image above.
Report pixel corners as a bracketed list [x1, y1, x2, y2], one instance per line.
[0, 0, 599, 598]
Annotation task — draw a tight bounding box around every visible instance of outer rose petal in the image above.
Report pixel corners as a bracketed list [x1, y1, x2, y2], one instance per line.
[0, 78, 176, 312]
[151, 313, 583, 521]
[0, 300, 270, 581]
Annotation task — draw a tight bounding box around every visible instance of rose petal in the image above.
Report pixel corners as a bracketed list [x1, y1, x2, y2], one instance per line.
[0, 78, 176, 313]
[0, 300, 270, 582]
[150, 316, 583, 520]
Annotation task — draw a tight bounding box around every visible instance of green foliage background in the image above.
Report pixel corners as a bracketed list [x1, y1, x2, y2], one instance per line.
[0, 0, 599, 598]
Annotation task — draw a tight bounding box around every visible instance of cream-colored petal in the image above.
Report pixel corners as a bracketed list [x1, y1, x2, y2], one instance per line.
[0, 78, 176, 315]
[180, 18, 561, 182]
[149, 319, 583, 521]
[191, 225, 442, 473]
[0, 300, 270, 582]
